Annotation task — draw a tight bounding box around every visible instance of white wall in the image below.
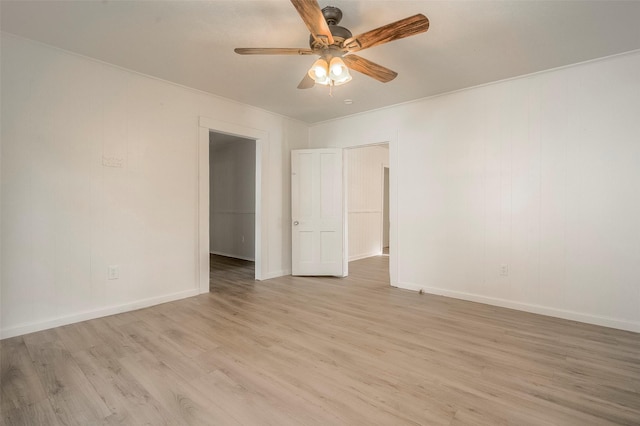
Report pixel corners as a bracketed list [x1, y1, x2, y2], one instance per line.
[347, 145, 388, 261]
[310, 51, 640, 332]
[209, 135, 255, 260]
[0, 34, 308, 338]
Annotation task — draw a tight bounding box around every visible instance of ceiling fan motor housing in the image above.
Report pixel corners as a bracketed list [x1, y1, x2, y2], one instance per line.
[309, 6, 352, 51]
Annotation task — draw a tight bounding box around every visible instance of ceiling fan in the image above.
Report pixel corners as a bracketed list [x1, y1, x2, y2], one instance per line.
[234, 0, 429, 89]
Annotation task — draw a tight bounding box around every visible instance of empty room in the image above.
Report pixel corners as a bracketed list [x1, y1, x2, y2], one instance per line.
[1, 1, 640, 425]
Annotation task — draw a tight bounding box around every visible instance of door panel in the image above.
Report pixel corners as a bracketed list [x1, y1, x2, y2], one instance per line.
[292, 148, 344, 276]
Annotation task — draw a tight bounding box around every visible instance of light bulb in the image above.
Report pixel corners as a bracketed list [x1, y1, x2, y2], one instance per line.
[308, 59, 329, 83]
[329, 57, 348, 79]
[314, 65, 327, 79]
[329, 57, 351, 85]
[330, 62, 344, 77]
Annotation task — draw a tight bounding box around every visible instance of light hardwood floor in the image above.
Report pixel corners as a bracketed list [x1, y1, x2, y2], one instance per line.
[2, 255, 640, 425]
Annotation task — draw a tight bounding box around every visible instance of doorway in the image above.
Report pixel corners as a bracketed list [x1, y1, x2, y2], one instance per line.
[197, 117, 268, 293]
[209, 132, 256, 287]
[209, 132, 256, 261]
[288, 142, 395, 285]
[345, 143, 390, 263]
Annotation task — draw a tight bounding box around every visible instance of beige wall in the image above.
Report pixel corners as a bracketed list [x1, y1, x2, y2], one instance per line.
[310, 51, 640, 332]
[0, 34, 308, 338]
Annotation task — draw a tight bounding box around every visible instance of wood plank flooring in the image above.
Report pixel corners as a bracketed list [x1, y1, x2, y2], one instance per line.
[2, 254, 640, 425]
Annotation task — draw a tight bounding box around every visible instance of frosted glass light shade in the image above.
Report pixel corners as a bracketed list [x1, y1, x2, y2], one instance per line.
[308, 59, 329, 81]
[314, 75, 331, 86]
[329, 57, 351, 85]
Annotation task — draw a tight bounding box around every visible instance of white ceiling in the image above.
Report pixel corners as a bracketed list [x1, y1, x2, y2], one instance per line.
[2, 1, 640, 124]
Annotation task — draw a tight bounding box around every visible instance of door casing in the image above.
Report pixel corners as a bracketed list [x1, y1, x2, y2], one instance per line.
[198, 117, 267, 292]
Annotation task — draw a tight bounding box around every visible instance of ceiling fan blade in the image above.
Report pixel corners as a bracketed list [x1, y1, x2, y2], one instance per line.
[342, 55, 398, 83]
[290, 0, 334, 47]
[234, 48, 315, 55]
[342, 14, 429, 52]
[297, 73, 315, 89]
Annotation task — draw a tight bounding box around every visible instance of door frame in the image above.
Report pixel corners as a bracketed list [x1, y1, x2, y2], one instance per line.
[343, 144, 388, 261]
[198, 117, 268, 293]
[381, 165, 390, 255]
[342, 137, 397, 287]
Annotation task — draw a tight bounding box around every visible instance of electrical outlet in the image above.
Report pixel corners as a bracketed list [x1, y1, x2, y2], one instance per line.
[108, 265, 120, 280]
[500, 264, 509, 276]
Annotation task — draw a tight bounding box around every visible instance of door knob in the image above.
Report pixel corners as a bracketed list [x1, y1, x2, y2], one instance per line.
[293, 221, 299, 226]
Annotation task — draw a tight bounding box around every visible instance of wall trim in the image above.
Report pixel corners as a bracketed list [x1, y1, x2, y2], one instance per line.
[210, 251, 255, 262]
[198, 117, 269, 293]
[0, 289, 199, 340]
[396, 282, 640, 333]
[261, 269, 291, 280]
[349, 253, 382, 262]
[211, 210, 256, 215]
[310, 48, 640, 127]
[0, 33, 308, 127]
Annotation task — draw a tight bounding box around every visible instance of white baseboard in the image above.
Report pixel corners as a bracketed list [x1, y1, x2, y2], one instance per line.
[396, 282, 640, 333]
[261, 269, 291, 280]
[210, 251, 255, 262]
[349, 252, 382, 262]
[0, 288, 199, 339]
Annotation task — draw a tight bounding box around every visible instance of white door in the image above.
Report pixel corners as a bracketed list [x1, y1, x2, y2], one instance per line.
[291, 149, 345, 276]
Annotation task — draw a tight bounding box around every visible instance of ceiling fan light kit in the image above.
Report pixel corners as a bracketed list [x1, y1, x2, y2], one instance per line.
[234, 0, 429, 90]
[308, 56, 352, 86]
